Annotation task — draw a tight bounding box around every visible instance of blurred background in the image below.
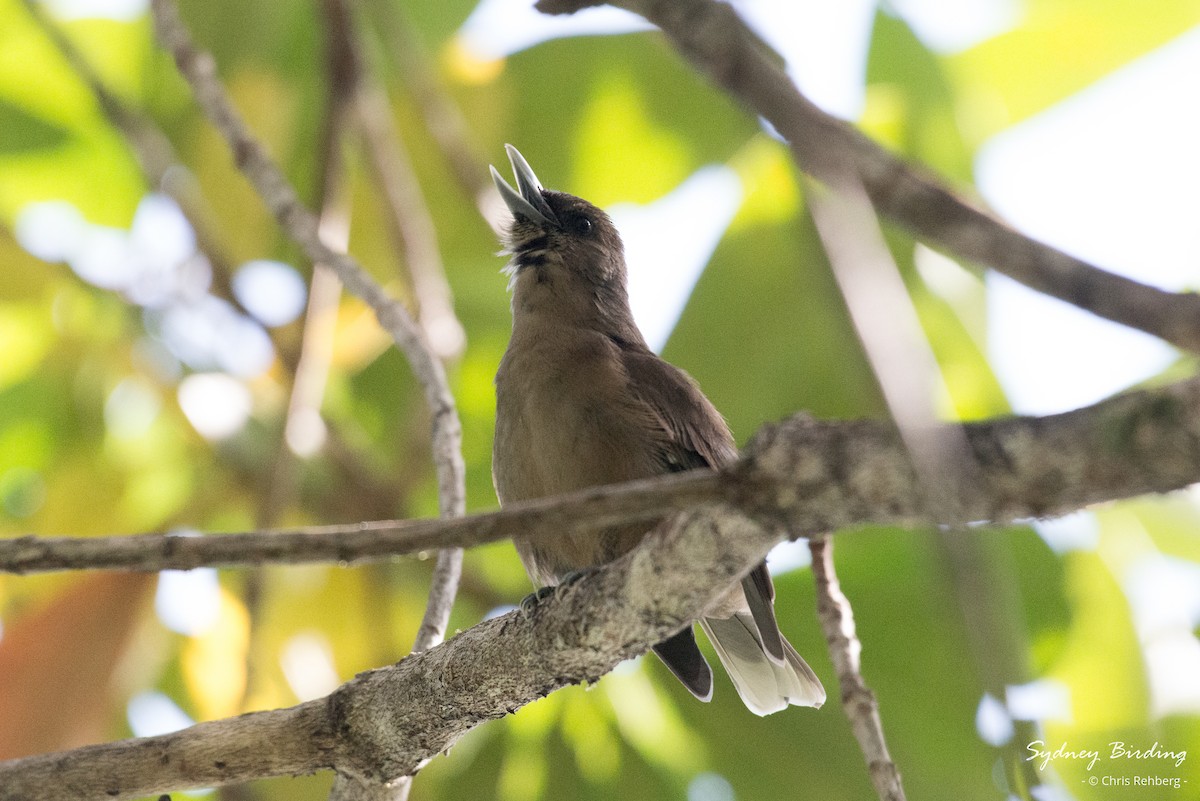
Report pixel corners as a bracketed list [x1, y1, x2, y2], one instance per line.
[1, 0, 1199, 799]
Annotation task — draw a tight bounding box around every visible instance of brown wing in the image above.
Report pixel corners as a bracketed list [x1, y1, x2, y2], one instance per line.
[618, 347, 738, 472]
[619, 345, 786, 663]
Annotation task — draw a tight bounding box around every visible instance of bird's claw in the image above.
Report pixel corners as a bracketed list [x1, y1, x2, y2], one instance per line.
[519, 584, 557, 617]
[519, 568, 600, 618]
[559, 566, 599, 588]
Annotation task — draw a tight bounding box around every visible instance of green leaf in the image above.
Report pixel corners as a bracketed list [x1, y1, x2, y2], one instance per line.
[0, 97, 70, 154]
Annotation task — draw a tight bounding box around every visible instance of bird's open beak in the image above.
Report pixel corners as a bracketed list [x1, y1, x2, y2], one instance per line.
[490, 144, 559, 227]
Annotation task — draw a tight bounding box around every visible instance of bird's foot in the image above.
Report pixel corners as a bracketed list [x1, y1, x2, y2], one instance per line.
[559, 566, 600, 588]
[519, 568, 601, 618]
[519, 584, 557, 617]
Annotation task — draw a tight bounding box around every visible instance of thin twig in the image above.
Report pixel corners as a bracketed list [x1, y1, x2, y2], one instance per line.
[355, 79, 467, 361]
[148, 0, 467, 680]
[538, 0, 1200, 355]
[807, 169, 1044, 796]
[366, 0, 491, 206]
[2, 470, 715, 574]
[810, 536, 905, 801]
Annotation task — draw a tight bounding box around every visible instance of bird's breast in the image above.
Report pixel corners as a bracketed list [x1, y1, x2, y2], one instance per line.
[493, 329, 660, 582]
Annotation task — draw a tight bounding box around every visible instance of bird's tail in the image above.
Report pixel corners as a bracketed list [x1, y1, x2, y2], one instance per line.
[700, 613, 826, 716]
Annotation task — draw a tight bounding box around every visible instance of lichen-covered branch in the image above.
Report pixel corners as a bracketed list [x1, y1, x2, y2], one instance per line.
[5, 376, 1200, 576]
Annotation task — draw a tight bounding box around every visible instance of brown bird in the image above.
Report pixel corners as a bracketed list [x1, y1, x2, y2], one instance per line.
[489, 145, 825, 715]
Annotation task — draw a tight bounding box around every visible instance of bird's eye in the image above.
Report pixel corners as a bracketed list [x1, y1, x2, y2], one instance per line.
[569, 216, 593, 236]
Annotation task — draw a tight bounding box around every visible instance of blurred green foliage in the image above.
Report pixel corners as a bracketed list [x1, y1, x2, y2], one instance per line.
[1, 1, 1199, 800]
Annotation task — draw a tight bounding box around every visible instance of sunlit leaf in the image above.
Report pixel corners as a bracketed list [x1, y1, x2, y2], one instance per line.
[948, 0, 1200, 132]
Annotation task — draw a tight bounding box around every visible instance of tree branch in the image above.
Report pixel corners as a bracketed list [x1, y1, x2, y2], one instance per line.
[810, 536, 905, 801]
[0, 471, 717, 574]
[0, 697, 334, 800]
[536, 0, 1200, 355]
[6, 376, 1200, 575]
[5, 377, 1200, 796]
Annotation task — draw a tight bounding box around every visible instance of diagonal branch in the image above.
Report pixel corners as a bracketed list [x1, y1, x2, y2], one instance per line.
[5, 375, 1200, 575]
[0, 504, 784, 801]
[536, 0, 1200, 355]
[149, 0, 466, 694]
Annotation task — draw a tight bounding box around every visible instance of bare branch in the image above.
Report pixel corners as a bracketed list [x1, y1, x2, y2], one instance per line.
[0, 471, 715, 574]
[537, 0, 1200, 355]
[7, 376, 1200, 575]
[810, 537, 905, 801]
[0, 700, 333, 801]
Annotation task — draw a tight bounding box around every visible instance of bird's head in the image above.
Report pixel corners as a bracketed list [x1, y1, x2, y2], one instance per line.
[491, 145, 636, 333]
